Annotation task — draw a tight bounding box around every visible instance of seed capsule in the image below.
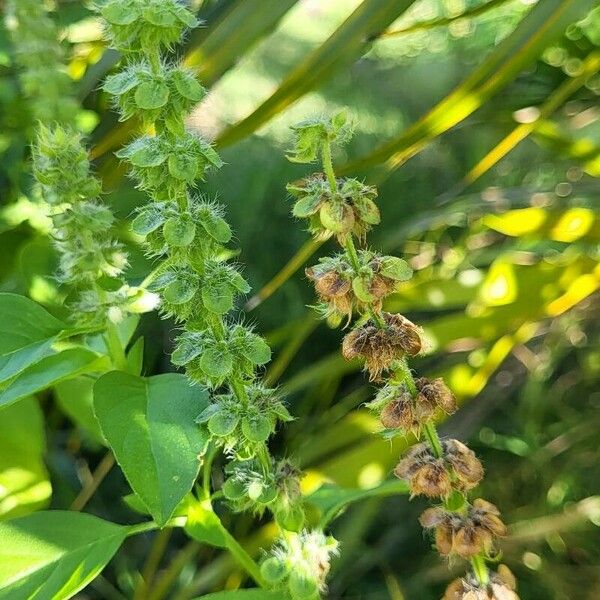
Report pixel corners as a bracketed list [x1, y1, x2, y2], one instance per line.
[342, 312, 422, 380]
[415, 377, 457, 415]
[394, 440, 483, 497]
[443, 566, 519, 600]
[419, 498, 507, 559]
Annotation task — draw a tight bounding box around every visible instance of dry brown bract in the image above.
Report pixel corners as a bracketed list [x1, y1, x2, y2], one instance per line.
[380, 377, 457, 433]
[444, 566, 519, 600]
[420, 498, 507, 559]
[306, 267, 353, 319]
[394, 439, 483, 498]
[342, 312, 421, 380]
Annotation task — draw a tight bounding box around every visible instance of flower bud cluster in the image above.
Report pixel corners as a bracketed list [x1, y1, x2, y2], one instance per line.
[306, 250, 412, 324]
[288, 113, 518, 596]
[32, 124, 136, 325]
[260, 531, 339, 600]
[5, 0, 78, 124]
[99, 0, 311, 549]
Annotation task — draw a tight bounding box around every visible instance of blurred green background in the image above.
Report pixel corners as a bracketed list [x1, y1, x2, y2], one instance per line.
[1, 0, 600, 598]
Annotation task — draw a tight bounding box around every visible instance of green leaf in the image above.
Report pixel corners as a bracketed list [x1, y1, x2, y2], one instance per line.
[171, 69, 205, 102]
[103, 70, 140, 96]
[0, 348, 105, 410]
[163, 216, 196, 247]
[0, 398, 51, 520]
[185, 499, 228, 548]
[93, 372, 210, 526]
[202, 283, 234, 314]
[342, 0, 598, 175]
[0, 338, 57, 386]
[134, 81, 170, 110]
[54, 377, 105, 445]
[200, 346, 233, 379]
[0, 293, 66, 355]
[216, 0, 417, 147]
[168, 153, 198, 182]
[199, 213, 231, 244]
[0, 511, 126, 600]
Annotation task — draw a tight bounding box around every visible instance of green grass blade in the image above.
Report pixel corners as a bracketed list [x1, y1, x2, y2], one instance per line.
[215, 0, 419, 148]
[341, 0, 598, 175]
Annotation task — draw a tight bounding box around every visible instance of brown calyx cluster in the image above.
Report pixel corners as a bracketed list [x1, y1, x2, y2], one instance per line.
[306, 255, 397, 321]
[342, 312, 421, 380]
[444, 565, 518, 600]
[380, 377, 457, 434]
[420, 499, 506, 559]
[394, 440, 483, 498]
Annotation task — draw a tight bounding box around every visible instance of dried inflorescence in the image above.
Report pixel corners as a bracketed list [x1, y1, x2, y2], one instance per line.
[444, 565, 519, 600]
[306, 251, 412, 324]
[442, 565, 519, 600]
[377, 377, 457, 434]
[342, 312, 422, 380]
[420, 499, 507, 559]
[394, 440, 483, 498]
[288, 111, 517, 596]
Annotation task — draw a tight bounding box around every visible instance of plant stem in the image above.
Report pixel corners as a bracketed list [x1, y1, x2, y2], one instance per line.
[69, 451, 115, 511]
[133, 528, 173, 600]
[105, 320, 128, 371]
[202, 443, 217, 497]
[127, 516, 187, 537]
[321, 139, 337, 192]
[423, 422, 443, 459]
[221, 528, 267, 588]
[471, 554, 490, 586]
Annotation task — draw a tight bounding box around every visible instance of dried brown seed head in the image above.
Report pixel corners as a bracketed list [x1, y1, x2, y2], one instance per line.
[416, 377, 457, 414]
[443, 569, 519, 600]
[420, 499, 507, 559]
[444, 439, 484, 491]
[341, 313, 422, 380]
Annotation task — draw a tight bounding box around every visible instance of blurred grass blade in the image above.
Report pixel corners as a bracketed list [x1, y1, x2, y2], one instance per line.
[533, 120, 600, 176]
[245, 238, 323, 310]
[460, 51, 600, 189]
[184, 0, 298, 85]
[380, 0, 512, 38]
[215, 0, 419, 148]
[341, 0, 598, 175]
[91, 0, 299, 159]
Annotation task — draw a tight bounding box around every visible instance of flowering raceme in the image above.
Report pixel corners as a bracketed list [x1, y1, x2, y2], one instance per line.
[287, 111, 519, 598]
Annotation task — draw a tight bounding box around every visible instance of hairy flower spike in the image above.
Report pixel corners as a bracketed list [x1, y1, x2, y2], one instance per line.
[99, 4, 322, 566]
[5, 0, 78, 124]
[32, 125, 136, 325]
[287, 108, 513, 593]
[261, 531, 339, 599]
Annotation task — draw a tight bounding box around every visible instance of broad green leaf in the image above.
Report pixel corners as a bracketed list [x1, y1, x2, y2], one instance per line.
[0, 398, 51, 520]
[308, 480, 409, 526]
[342, 0, 598, 175]
[185, 499, 228, 548]
[194, 591, 286, 600]
[0, 348, 106, 409]
[0, 511, 126, 600]
[54, 377, 105, 445]
[0, 293, 66, 354]
[0, 338, 57, 386]
[93, 372, 210, 526]
[216, 0, 418, 147]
